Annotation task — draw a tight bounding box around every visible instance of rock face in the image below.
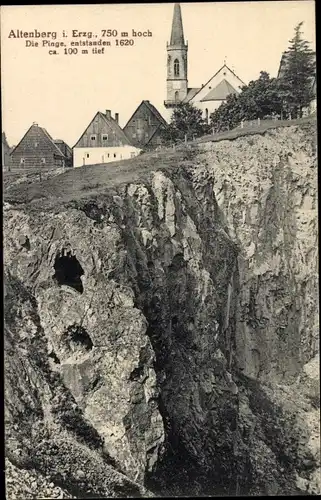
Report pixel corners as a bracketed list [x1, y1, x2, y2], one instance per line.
[4, 122, 319, 497]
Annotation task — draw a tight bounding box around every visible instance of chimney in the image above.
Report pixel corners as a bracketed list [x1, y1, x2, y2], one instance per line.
[115, 113, 119, 123]
[106, 109, 111, 119]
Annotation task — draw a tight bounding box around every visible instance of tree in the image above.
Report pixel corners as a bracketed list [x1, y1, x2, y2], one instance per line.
[210, 72, 284, 132]
[279, 22, 316, 118]
[161, 103, 209, 144]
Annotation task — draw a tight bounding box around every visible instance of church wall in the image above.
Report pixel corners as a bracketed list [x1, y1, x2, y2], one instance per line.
[194, 100, 223, 123]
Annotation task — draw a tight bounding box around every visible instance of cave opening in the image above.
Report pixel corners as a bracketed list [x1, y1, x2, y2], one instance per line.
[65, 324, 93, 351]
[53, 251, 84, 294]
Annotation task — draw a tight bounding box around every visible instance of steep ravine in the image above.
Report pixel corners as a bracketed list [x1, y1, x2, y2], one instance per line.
[4, 122, 319, 497]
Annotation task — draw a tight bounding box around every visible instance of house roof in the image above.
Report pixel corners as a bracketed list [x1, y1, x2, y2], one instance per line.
[170, 3, 185, 46]
[200, 79, 239, 102]
[185, 64, 245, 103]
[73, 111, 133, 148]
[10, 124, 65, 157]
[123, 100, 168, 129]
[54, 140, 73, 157]
[182, 88, 201, 103]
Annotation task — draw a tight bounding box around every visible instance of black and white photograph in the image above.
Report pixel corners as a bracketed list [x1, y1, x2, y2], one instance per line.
[1, 1, 319, 497]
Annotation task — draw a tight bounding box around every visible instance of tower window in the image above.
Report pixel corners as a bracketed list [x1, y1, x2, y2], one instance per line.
[90, 134, 96, 141]
[174, 58, 180, 77]
[175, 91, 179, 103]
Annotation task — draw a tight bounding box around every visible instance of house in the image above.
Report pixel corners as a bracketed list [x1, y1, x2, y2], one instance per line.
[2, 132, 11, 170]
[73, 109, 141, 168]
[54, 140, 73, 168]
[123, 100, 168, 149]
[164, 3, 245, 122]
[10, 123, 71, 169]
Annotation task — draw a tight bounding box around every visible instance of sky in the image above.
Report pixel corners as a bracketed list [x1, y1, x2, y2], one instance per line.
[1, 1, 316, 147]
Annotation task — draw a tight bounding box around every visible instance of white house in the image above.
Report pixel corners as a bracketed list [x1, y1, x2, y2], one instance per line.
[73, 110, 141, 168]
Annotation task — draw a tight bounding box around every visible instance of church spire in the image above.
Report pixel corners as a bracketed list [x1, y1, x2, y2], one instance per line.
[170, 3, 185, 46]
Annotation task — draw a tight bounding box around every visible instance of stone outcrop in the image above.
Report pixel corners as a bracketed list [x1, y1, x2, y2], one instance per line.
[4, 121, 319, 497]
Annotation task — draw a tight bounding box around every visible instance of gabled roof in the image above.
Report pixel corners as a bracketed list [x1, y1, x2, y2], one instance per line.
[10, 124, 64, 157]
[74, 111, 133, 148]
[186, 64, 245, 103]
[123, 100, 168, 129]
[182, 88, 201, 103]
[201, 79, 238, 102]
[54, 139, 73, 157]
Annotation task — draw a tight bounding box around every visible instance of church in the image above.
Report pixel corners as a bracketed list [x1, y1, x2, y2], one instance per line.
[164, 3, 245, 123]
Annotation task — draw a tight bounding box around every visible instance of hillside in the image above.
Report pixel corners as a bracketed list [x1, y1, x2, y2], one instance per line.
[4, 119, 319, 497]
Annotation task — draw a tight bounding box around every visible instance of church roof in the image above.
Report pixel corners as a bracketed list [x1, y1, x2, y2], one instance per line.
[170, 3, 185, 46]
[185, 64, 245, 103]
[182, 88, 201, 103]
[201, 79, 239, 102]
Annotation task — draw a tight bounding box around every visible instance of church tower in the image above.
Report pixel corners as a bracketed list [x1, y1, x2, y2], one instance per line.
[164, 3, 188, 108]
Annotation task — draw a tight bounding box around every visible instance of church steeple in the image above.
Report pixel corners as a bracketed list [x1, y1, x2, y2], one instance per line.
[170, 3, 185, 46]
[164, 3, 188, 109]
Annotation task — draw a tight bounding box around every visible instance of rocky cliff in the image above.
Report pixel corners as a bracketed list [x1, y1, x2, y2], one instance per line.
[4, 120, 319, 497]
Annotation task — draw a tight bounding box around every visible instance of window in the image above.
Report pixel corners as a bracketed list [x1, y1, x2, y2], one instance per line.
[145, 132, 149, 140]
[107, 153, 110, 158]
[102, 134, 108, 141]
[90, 134, 96, 141]
[175, 91, 179, 102]
[114, 153, 117, 158]
[35, 142, 38, 148]
[41, 158, 46, 164]
[20, 158, 25, 164]
[205, 108, 209, 123]
[130, 152, 136, 158]
[174, 59, 180, 77]
[86, 153, 90, 158]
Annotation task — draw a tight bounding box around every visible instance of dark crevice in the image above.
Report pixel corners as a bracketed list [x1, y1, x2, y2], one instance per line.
[53, 250, 84, 294]
[64, 324, 93, 351]
[48, 350, 60, 365]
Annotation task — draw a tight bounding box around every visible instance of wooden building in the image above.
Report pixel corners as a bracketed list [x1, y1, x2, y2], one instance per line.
[2, 132, 11, 170]
[10, 123, 71, 169]
[123, 100, 168, 149]
[73, 109, 141, 168]
[54, 140, 73, 168]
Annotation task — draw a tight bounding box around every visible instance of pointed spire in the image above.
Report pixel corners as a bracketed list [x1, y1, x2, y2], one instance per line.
[170, 3, 185, 46]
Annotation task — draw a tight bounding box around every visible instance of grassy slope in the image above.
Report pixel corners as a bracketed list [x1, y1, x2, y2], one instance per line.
[3, 117, 316, 210]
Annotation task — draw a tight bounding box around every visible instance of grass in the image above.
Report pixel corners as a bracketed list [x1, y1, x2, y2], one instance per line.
[195, 115, 316, 144]
[3, 116, 316, 210]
